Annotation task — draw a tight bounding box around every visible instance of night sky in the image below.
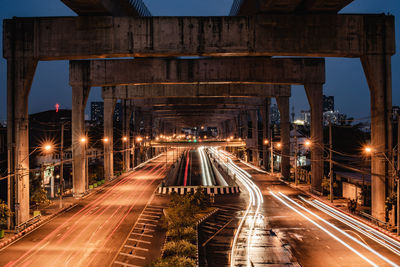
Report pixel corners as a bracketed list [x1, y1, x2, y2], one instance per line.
[0, 0, 399, 123]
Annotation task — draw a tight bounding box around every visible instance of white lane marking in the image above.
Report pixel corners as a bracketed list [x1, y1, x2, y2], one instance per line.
[119, 252, 146, 260]
[135, 222, 157, 227]
[128, 238, 151, 244]
[131, 233, 153, 238]
[113, 260, 140, 267]
[124, 245, 149, 251]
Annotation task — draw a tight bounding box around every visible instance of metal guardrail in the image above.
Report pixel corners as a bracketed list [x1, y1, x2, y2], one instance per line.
[129, 0, 152, 16]
[15, 214, 41, 233]
[358, 211, 390, 230]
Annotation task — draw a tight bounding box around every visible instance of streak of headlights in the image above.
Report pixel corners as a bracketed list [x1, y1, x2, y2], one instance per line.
[209, 147, 263, 266]
[278, 192, 398, 267]
[270, 191, 379, 267]
[198, 146, 213, 186]
[301, 196, 400, 256]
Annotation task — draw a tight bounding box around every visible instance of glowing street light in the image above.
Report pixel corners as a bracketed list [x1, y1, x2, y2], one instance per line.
[364, 146, 372, 154]
[263, 139, 269, 145]
[43, 143, 53, 152]
[276, 142, 282, 148]
[80, 137, 87, 144]
[122, 136, 128, 142]
[305, 140, 311, 148]
[103, 137, 109, 143]
[136, 136, 143, 142]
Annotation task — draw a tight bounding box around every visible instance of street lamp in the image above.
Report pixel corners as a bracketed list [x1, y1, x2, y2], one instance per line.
[364, 144, 400, 235]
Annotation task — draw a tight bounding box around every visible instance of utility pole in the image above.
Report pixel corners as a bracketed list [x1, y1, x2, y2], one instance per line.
[59, 122, 64, 209]
[294, 124, 298, 185]
[397, 114, 400, 235]
[329, 120, 333, 203]
[270, 128, 274, 174]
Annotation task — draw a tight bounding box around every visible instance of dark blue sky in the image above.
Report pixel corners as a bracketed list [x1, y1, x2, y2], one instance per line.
[0, 0, 399, 122]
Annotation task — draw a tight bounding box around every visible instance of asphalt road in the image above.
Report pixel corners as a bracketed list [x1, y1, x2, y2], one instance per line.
[236, 161, 400, 267]
[0, 154, 172, 267]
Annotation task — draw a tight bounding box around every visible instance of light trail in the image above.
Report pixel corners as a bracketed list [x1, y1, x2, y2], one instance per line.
[278, 192, 398, 267]
[183, 150, 190, 186]
[6, 159, 165, 267]
[270, 191, 379, 267]
[301, 196, 400, 256]
[209, 147, 263, 266]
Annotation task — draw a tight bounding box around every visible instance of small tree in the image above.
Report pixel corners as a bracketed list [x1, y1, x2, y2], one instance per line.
[31, 187, 50, 210]
[0, 201, 12, 230]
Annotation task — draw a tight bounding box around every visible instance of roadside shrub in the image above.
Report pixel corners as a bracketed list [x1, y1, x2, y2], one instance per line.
[163, 240, 197, 259]
[167, 226, 197, 244]
[152, 255, 196, 267]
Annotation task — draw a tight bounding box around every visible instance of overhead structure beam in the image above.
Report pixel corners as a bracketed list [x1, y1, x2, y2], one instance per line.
[71, 57, 324, 87]
[230, 0, 354, 15]
[128, 97, 267, 106]
[61, 0, 151, 16]
[102, 84, 290, 99]
[4, 15, 394, 60]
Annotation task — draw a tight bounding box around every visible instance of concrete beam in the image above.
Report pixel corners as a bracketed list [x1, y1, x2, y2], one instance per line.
[61, 0, 151, 16]
[128, 97, 267, 107]
[230, 0, 354, 15]
[4, 15, 394, 60]
[71, 58, 324, 87]
[102, 84, 290, 99]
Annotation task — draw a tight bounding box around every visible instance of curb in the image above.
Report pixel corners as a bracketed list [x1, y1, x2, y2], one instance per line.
[280, 178, 400, 243]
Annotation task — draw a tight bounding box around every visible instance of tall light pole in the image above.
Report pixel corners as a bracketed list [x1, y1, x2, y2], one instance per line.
[294, 124, 298, 185]
[59, 122, 64, 209]
[397, 114, 400, 235]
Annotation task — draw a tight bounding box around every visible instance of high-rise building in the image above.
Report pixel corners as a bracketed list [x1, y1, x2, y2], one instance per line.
[270, 104, 280, 125]
[91, 102, 104, 125]
[323, 95, 334, 112]
[90, 101, 122, 125]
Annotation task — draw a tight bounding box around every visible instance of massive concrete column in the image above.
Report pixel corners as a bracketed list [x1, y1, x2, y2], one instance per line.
[250, 110, 259, 166]
[276, 97, 290, 179]
[104, 98, 116, 181]
[7, 58, 38, 225]
[361, 55, 393, 221]
[122, 100, 133, 171]
[261, 98, 271, 170]
[305, 84, 324, 194]
[71, 85, 90, 196]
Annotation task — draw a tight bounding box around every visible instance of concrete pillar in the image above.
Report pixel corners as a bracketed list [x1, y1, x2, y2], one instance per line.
[250, 110, 259, 166]
[71, 84, 90, 196]
[7, 58, 38, 225]
[305, 84, 324, 194]
[261, 98, 271, 170]
[361, 55, 393, 221]
[276, 97, 290, 179]
[122, 100, 133, 171]
[104, 98, 116, 181]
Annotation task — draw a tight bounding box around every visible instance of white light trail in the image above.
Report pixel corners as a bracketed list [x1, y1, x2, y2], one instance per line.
[270, 191, 378, 267]
[209, 147, 263, 266]
[278, 192, 398, 267]
[302, 197, 400, 256]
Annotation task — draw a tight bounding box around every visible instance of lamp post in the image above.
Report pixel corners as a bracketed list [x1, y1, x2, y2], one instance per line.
[364, 145, 399, 235]
[14, 143, 53, 226]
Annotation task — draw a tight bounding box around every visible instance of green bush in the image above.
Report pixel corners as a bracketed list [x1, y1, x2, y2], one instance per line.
[167, 227, 197, 244]
[0, 201, 12, 229]
[30, 187, 50, 209]
[163, 240, 197, 259]
[152, 255, 196, 267]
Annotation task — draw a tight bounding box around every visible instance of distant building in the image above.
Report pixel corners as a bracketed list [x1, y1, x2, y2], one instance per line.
[90, 101, 122, 125]
[300, 110, 311, 126]
[323, 95, 334, 112]
[270, 104, 280, 125]
[91, 102, 104, 125]
[392, 105, 400, 120]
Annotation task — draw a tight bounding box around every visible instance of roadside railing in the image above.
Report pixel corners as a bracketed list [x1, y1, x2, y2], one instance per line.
[358, 211, 390, 230]
[15, 214, 41, 233]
